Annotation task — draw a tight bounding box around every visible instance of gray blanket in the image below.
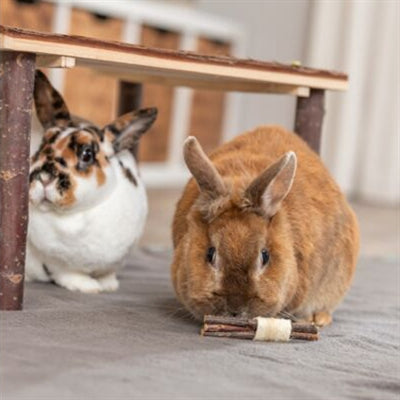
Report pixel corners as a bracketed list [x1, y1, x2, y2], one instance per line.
[1, 251, 399, 400]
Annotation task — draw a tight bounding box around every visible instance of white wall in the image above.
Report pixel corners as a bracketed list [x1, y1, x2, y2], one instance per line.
[196, 0, 311, 133]
[196, 0, 400, 206]
[305, 0, 399, 205]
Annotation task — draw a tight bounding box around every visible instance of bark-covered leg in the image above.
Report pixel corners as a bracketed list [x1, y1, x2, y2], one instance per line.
[294, 89, 325, 154]
[0, 51, 36, 310]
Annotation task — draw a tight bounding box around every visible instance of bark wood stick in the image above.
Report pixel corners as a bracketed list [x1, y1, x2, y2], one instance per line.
[202, 331, 255, 340]
[203, 330, 319, 341]
[203, 315, 257, 328]
[290, 332, 319, 341]
[202, 315, 319, 341]
[203, 315, 318, 334]
[0, 51, 36, 310]
[203, 324, 255, 333]
[203, 322, 318, 335]
[290, 323, 319, 334]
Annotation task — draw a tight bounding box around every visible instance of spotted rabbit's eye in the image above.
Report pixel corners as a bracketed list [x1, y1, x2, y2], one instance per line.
[206, 247, 216, 265]
[80, 146, 93, 164]
[261, 249, 270, 266]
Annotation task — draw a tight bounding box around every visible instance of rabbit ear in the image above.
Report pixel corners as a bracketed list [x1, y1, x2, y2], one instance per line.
[34, 70, 72, 129]
[104, 107, 157, 153]
[245, 151, 297, 218]
[183, 136, 227, 198]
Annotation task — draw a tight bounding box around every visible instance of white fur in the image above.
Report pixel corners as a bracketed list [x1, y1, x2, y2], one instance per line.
[26, 150, 147, 293]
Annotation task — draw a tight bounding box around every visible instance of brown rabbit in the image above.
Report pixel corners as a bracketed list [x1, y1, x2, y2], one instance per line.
[171, 126, 359, 326]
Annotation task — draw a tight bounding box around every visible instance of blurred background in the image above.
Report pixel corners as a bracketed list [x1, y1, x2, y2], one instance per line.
[1, 0, 398, 258]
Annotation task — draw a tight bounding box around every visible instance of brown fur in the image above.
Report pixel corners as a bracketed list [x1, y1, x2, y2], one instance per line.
[184, 137, 228, 198]
[171, 126, 359, 326]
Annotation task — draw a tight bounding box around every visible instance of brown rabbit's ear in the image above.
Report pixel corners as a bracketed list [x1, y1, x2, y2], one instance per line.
[34, 70, 72, 129]
[103, 107, 157, 153]
[183, 136, 227, 199]
[244, 151, 297, 218]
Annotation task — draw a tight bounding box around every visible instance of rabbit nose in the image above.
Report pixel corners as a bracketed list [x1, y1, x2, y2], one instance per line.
[227, 299, 247, 317]
[228, 309, 248, 318]
[39, 172, 53, 186]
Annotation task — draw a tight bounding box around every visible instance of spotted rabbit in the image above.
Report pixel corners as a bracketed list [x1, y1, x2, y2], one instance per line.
[26, 70, 157, 293]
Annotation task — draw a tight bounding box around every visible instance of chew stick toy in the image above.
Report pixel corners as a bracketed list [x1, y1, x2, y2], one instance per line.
[201, 315, 319, 342]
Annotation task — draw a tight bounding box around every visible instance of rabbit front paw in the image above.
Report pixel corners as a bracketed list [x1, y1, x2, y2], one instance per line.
[294, 312, 332, 327]
[313, 311, 332, 327]
[53, 272, 102, 293]
[98, 272, 119, 292]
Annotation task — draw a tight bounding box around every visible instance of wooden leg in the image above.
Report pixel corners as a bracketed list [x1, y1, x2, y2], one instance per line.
[118, 81, 142, 160]
[294, 89, 325, 154]
[0, 51, 36, 310]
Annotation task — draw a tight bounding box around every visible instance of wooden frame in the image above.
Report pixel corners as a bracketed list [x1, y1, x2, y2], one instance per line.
[0, 27, 347, 93]
[0, 26, 348, 310]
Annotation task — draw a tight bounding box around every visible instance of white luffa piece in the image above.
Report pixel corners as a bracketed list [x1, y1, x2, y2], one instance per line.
[253, 317, 292, 342]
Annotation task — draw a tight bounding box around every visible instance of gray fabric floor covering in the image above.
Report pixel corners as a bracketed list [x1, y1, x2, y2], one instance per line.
[1, 250, 399, 400]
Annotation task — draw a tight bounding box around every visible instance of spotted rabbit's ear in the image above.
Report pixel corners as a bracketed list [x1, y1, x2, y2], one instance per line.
[34, 70, 72, 129]
[103, 107, 158, 154]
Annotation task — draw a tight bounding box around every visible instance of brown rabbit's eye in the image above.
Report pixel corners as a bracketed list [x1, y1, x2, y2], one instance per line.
[206, 247, 216, 265]
[261, 249, 270, 266]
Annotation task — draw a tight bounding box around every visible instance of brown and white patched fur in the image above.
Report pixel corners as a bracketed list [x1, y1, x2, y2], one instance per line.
[26, 70, 157, 293]
[171, 128, 359, 326]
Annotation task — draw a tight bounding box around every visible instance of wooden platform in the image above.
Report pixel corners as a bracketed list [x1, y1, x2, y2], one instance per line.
[0, 26, 347, 97]
[0, 25, 348, 311]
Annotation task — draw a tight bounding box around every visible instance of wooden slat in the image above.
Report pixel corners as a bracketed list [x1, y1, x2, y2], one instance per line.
[0, 0, 54, 32]
[189, 38, 231, 153]
[97, 69, 310, 97]
[0, 26, 349, 92]
[62, 10, 123, 126]
[36, 55, 75, 68]
[139, 26, 180, 162]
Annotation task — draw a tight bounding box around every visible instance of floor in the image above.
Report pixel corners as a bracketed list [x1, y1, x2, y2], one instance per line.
[3, 168, 398, 400]
[141, 188, 400, 259]
[3, 252, 398, 400]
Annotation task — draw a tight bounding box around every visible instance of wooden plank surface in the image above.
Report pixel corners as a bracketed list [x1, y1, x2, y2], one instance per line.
[0, 26, 348, 92]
